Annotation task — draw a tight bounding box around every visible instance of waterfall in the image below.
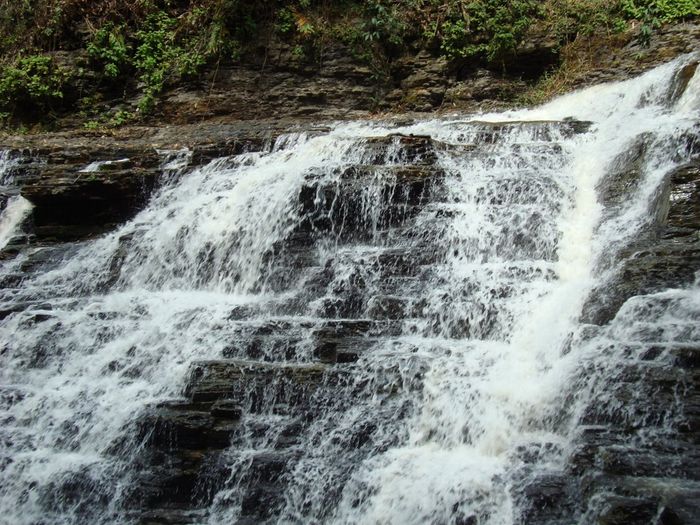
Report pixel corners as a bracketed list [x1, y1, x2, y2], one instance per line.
[0, 195, 32, 251]
[0, 150, 32, 251]
[0, 54, 698, 524]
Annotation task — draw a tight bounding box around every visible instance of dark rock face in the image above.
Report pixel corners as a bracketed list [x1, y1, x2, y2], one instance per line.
[569, 126, 700, 524]
[22, 164, 160, 241]
[585, 158, 700, 326]
[133, 360, 330, 523]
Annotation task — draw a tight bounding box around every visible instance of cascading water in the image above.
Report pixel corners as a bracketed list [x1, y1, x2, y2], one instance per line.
[0, 151, 32, 251]
[0, 55, 698, 524]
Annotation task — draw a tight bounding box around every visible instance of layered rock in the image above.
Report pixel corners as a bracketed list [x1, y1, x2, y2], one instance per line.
[568, 127, 700, 524]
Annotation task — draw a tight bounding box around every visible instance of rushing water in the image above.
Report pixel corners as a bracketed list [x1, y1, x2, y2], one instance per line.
[0, 55, 698, 524]
[0, 151, 32, 250]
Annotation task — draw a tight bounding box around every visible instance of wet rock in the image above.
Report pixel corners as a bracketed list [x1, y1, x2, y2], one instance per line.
[366, 295, 409, 320]
[184, 360, 328, 406]
[584, 161, 700, 325]
[594, 496, 659, 525]
[143, 402, 236, 450]
[312, 335, 372, 364]
[128, 147, 451, 516]
[667, 61, 699, 105]
[22, 165, 160, 240]
[209, 400, 243, 420]
[296, 162, 445, 243]
[5, 112, 696, 524]
[520, 474, 573, 523]
[1, 121, 335, 243]
[139, 508, 209, 525]
[669, 347, 700, 369]
[363, 134, 438, 165]
[596, 446, 700, 480]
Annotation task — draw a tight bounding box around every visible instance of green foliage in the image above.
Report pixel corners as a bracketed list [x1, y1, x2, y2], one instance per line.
[277, 7, 296, 35]
[550, 0, 697, 47]
[109, 109, 133, 127]
[362, 1, 407, 46]
[621, 0, 699, 22]
[433, 0, 540, 63]
[0, 54, 71, 113]
[87, 24, 129, 78]
[548, 0, 628, 43]
[134, 11, 206, 113]
[621, 0, 698, 44]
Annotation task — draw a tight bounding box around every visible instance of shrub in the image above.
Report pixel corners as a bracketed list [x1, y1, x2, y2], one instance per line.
[87, 24, 129, 78]
[0, 54, 71, 114]
[134, 11, 205, 113]
[621, 0, 699, 22]
[621, 0, 699, 44]
[420, 0, 540, 64]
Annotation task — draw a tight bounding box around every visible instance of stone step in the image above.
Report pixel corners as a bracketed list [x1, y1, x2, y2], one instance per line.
[595, 446, 700, 479]
[365, 294, 425, 320]
[299, 164, 444, 203]
[294, 164, 446, 242]
[265, 239, 441, 291]
[577, 478, 700, 525]
[518, 473, 575, 525]
[136, 357, 330, 518]
[139, 508, 209, 525]
[184, 360, 329, 406]
[233, 450, 303, 520]
[580, 363, 696, 428]
[361, 134, 437, 165]
[142, 401, 241, 451]
[435, 143, 570, 173]
[22, 166, 159, 232]
[587, 495, 663, 525]
[438, 119, 592, 143]
[221, 335, 308, 362]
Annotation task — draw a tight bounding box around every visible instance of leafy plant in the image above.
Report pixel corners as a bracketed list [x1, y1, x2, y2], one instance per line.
[620, 0, 698, 44]
[440, 0, 540, 63]
[362, 1, 406, 46]
[109, 109, 133, 127]
[277, 7, 296, 35]
[0, 54, 71, 114]
[87, 24, 129, 78]
[621, 0, 699, 22]
[134, 11, 205, 113]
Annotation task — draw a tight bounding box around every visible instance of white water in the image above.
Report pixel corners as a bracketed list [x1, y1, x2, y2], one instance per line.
[0, 55, 698, 524]
[80, 158, 131, 173]
[0, 195, 32, 250]
[0, 151, 32, 250]
[0, 149, 20, 186]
